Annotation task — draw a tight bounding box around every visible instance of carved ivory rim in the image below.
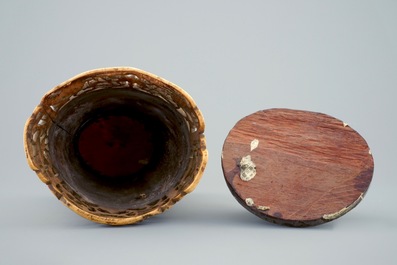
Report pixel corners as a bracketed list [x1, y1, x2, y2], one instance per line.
[24, 67, 208, 225]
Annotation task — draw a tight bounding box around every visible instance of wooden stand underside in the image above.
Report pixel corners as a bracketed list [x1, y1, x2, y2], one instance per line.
[222, 109, 374, 227]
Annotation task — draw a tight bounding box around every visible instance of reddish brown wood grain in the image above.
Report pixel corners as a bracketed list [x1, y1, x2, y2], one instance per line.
[222, 108, 374, 227]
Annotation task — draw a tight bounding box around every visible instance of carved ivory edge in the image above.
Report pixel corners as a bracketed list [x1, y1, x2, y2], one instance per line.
[322, 193, 364, 220]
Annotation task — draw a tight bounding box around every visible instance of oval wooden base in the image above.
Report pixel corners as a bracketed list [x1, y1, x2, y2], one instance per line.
[222, 109, 374, 227]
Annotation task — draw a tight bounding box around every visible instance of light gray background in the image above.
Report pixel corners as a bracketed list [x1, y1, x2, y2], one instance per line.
[1, 1, 396, 264]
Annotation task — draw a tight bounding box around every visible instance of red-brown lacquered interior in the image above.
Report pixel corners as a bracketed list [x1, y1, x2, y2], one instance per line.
[48, 88, 191, 210]
[77, 114, 154, 178]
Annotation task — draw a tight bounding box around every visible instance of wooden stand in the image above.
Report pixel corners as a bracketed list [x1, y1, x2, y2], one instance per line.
[222, 108, 374, 227]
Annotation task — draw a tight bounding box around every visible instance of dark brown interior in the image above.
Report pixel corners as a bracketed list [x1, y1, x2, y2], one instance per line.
[48, 88, 191, 211]
[76, 110, 159, 179]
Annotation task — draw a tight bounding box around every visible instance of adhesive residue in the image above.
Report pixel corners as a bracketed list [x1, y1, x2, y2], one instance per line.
[250, 139, 259, 151]
[239, 155, 256, 181]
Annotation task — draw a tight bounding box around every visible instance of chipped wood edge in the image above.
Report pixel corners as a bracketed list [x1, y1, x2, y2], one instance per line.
[322, 193, 364, 221]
